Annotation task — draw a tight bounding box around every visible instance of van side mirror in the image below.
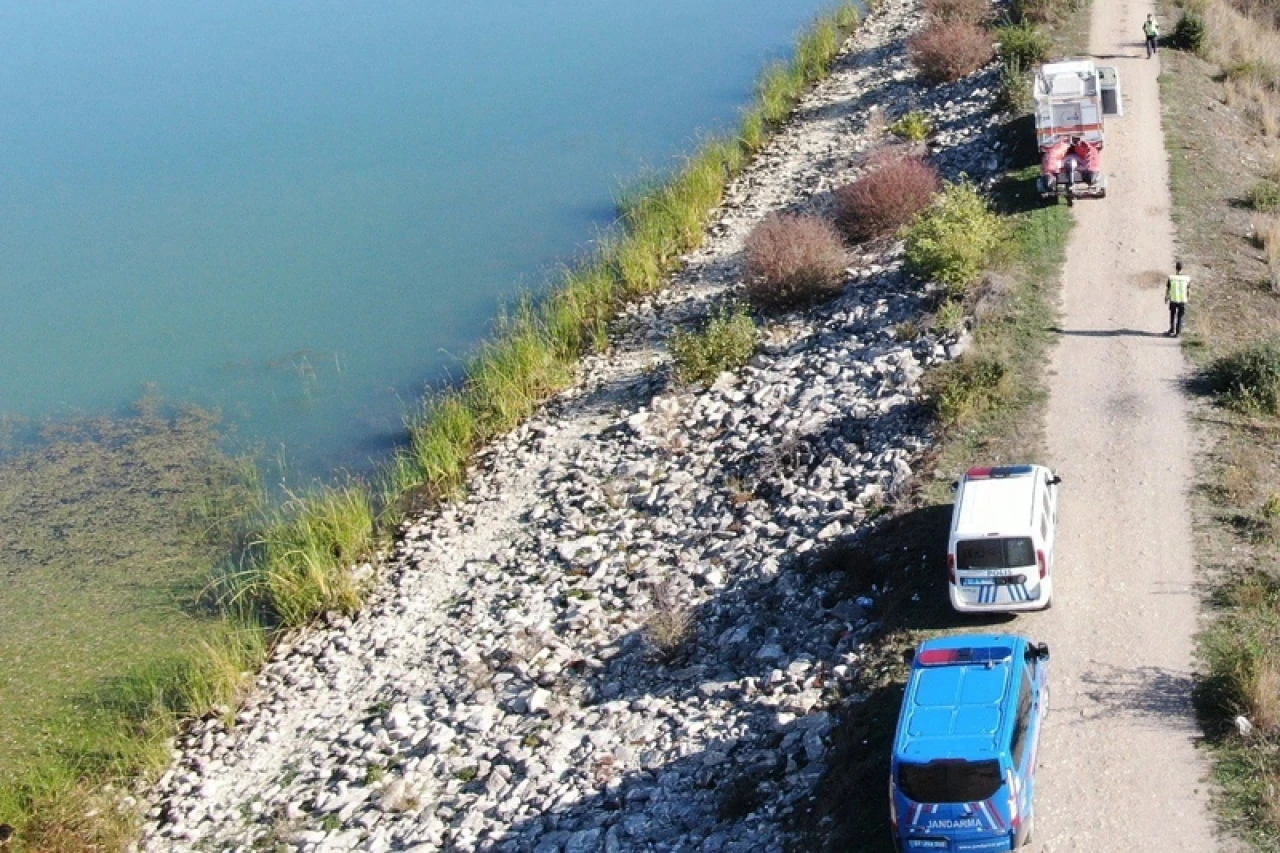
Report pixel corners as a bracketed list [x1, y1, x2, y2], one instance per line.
[950, 481, 959, 491]
[1033, 643, 1050, 662]
[902, 649, 916, 665]
[1048, 476, 1062, 486]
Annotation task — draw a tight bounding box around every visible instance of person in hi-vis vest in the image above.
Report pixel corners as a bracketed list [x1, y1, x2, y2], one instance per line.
[1166, 261, 1189, 337]
[1143, 14, 1160, 58]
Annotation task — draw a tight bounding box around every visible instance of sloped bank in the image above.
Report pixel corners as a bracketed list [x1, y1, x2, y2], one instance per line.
[139, 0, 1018, 850]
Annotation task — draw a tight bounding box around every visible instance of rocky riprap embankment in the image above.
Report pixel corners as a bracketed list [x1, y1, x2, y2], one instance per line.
[139, 0, 1010, 850]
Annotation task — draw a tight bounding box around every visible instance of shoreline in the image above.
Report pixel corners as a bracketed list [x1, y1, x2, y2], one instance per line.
[136, 0, 1017, 850]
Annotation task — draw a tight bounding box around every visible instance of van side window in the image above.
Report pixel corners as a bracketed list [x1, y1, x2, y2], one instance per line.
[1011, 670, 1034, 767]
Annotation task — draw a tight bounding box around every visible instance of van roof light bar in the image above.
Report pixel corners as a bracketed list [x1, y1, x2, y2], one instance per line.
[916, 646, 1014, 666]
[965, 465, 1035, 480]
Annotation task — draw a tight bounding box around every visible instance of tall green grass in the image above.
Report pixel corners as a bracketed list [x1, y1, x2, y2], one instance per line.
[4, 4, 865, 850]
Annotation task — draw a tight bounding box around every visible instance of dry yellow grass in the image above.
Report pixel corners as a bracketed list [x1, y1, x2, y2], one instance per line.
[1252, 657, 1280, 733]
[1204, 0, 1280, 135]
[1251, 213, 1280, 289]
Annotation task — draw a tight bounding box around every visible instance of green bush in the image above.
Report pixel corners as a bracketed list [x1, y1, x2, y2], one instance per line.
[996, 58, 1033, 114]
[1208, 339, 1280, 415]
[889, 111, 934, 142]
[903, 182, 1006, 294]
[925, 355, 1009, 424]
[934, 298, 967, 333]
[1248, 180, 1280, 213]
[670, 305, 757, 386]
[996, 22, 1050, 68]
[1170, 11, 1207, 54]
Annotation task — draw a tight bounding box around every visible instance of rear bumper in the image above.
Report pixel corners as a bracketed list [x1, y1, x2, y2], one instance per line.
[896, 835, 1015, 852]
[1037, 174, 1106, 198]
[950, 577, 1053, 613]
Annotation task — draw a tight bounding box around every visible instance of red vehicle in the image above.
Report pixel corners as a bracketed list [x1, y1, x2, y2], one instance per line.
[1033, 60, 1122, 204]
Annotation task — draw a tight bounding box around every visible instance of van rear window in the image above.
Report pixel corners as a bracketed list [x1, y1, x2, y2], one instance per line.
[898, 760, 1003, 803]
[956, 537, 1035, 569]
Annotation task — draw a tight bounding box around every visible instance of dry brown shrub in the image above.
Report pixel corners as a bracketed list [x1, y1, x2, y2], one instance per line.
[909, 21, 995, 84]
[644, 585, 694, 661]
[1012, 0, 1064, 24]
[834, 153, 940, 243]
[744, 213, 848, 309]
[925, 0, 994, 24]
[1221, 439, 1267, 505]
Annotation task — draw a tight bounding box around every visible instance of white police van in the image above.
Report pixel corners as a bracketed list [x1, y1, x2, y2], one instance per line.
[948, 465, 1061, 613]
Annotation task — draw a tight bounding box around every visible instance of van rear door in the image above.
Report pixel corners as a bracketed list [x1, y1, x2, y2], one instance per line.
[897, 759, 1014, 850]
[954, 537, 1038, 606]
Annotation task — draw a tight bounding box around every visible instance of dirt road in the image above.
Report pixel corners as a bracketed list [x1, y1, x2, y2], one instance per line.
[1036, 1, 1226, 850]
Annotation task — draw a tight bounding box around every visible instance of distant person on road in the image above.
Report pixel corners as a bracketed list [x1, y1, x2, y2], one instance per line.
[1143, 14, 1160, 58]
[1166, 261, 1189, 337]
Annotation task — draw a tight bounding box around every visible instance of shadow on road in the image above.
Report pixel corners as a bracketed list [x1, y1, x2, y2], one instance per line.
[1050, 326, 1168, 338]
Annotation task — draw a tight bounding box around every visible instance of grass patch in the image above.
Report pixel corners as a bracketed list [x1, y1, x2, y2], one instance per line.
[1248, 179, 1280, 212]
[888, 110, 935, 142]
[669, 304, 757, 386]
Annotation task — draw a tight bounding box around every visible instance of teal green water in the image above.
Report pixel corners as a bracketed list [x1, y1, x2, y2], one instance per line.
[0, 1, 839, 481]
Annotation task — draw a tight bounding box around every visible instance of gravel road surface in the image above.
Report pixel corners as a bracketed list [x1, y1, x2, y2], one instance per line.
[1036, 1, 1228, 849]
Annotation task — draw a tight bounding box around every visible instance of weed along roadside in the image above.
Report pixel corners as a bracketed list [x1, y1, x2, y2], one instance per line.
[1159, 0, 1280, 847]
[120, 0, 1086, 848]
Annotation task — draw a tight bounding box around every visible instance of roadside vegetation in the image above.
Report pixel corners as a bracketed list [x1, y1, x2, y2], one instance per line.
[789, 0, 1086, 846]
[1160, 0, 1280, 845]
[0, 5, 865, 851]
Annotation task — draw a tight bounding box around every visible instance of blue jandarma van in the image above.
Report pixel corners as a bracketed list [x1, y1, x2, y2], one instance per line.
[890, 635, 1049, 852]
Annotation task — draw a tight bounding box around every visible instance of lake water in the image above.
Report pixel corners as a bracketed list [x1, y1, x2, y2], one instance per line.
[0, 0, 840, 483]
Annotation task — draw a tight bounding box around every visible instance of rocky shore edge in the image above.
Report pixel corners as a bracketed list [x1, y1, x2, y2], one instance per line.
[138, 0, 1012, 850]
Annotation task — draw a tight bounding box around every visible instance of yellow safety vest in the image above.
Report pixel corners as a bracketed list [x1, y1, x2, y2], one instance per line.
[1143, 20, 1159, 36]
[1167, 274, 1189, 303]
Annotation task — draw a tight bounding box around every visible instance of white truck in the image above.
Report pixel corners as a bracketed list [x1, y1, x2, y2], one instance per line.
[1033, 59, 1122, 204]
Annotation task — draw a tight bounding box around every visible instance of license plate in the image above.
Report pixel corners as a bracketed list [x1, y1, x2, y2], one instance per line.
[909, 841, 948, 850]
[960, 577, 995, 586]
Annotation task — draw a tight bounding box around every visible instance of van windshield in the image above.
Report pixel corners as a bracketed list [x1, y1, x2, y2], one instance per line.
[956, 537, 1035, 569]
[898, 759, 1003, 803]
